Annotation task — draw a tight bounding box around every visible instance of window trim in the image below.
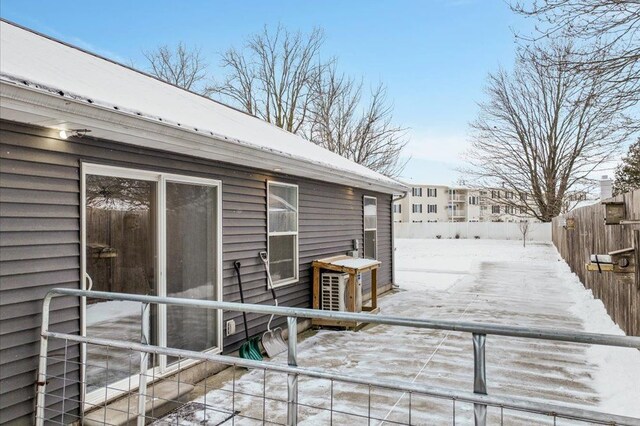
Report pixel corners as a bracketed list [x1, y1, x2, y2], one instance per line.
[267, 181, 299, 287]
[363, 195, 378, 260]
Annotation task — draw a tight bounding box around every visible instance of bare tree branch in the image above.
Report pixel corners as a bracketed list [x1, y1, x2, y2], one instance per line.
[143, 42, 208, 93]
[207, 25, 325, 134]
[208, 25, 409, 177]
[512, 0, 640, 112]
[306, 65, 409, 177]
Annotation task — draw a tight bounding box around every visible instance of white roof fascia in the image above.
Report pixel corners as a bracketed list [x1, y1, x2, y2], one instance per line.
[1, 80, 407, 194]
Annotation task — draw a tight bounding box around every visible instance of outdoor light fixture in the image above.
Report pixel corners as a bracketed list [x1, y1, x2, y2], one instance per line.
[274, 167, 282, 172]
[58, 129, 91, 139]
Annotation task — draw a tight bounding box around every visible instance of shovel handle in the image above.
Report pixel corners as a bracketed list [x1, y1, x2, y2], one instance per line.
[234, 261, 251, 342]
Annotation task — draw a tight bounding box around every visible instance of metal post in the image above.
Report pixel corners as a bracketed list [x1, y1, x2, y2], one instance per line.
[287, 316, 298, 426]
[137, 303, 150, 426]
[35, 294, 54, 426]
[473, 333, 487, 426]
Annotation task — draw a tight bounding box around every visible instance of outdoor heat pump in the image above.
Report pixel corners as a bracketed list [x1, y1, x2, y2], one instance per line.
[321, 272, 362, 312]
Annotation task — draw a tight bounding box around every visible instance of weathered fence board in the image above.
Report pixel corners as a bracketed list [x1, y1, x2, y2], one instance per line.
[552, 189, 640, 336]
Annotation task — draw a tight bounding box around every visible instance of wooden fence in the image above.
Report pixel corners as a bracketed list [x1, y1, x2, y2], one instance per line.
[552, 189, 640, 336]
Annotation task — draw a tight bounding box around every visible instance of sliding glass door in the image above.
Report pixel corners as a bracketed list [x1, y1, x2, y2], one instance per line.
[165, 179, 219, 363]
[82, 165, 222, 404]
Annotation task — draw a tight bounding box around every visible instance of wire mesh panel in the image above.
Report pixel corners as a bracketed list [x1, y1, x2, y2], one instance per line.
[34, 289, 640, 426]
[36, 340, 621, 425]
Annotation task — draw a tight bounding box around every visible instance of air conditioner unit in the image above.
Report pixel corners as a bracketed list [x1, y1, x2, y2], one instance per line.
[321, 273, 349, 312]
[321, 273, 362, 312]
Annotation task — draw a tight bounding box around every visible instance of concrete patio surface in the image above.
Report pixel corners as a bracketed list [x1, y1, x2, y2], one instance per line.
[158, 239, 640, 425]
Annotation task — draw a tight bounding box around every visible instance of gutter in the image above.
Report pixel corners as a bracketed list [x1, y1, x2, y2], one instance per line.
[0, 78, 409, 195]
[393, 191, 409, 202]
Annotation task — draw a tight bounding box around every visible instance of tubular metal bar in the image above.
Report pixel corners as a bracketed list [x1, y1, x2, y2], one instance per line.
[43, 331, 640, 426]
[35, 289, 54, 426]
[287, 317, 299, 426]
[473, 333, 487, 426]
[44, 288, 640, 349]
[137, 303, 150, 426]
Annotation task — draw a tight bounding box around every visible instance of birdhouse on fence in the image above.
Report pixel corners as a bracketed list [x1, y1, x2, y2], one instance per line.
[585, 230, 640, 289]
[603, 201, 625, 225]
[565, 217, 576, 231]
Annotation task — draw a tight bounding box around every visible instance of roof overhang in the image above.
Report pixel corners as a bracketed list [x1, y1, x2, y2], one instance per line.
[0, 79, 408, 195]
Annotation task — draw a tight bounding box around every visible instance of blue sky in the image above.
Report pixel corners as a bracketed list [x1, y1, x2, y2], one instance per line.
[1, 0, 531, 184]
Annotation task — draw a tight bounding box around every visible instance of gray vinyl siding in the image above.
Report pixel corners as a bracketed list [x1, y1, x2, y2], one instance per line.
[0, 120, 394, 424]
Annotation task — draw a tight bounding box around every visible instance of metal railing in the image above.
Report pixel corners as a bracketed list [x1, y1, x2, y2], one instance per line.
[36, 288, 640, 426]
[448, 195, 466, 202]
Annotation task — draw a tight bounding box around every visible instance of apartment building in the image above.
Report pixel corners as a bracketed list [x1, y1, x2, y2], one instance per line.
[394, 184, 540, 223]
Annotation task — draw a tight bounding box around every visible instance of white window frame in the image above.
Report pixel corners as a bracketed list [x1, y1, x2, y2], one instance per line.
[427, 188, 437, 197]
[492, 205, 501, 214]
[412, 203, 423, 213]
[267, 181, 299, 287]
[80, 163, 223, 408]
[412, 187, 423, 197]
[427, 204, 438, 213]
[363, 196, 378, 260]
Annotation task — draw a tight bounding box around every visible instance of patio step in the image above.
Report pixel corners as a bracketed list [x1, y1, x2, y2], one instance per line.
[83, 381, 194, 425]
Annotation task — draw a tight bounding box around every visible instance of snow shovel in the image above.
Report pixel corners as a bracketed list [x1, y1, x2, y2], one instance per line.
[233, 261, 263, 361]
[258, 251, 288, 357]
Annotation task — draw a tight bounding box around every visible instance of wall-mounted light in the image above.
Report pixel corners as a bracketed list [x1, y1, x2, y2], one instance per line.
[59, 129, 91, 139]
[274, 168, 282, 172]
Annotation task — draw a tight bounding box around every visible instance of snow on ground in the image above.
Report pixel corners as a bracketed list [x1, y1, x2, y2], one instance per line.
[158, 239, 640, 425]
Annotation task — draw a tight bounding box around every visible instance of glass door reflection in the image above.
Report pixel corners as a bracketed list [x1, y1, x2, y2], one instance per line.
[84, 174, 158, 395]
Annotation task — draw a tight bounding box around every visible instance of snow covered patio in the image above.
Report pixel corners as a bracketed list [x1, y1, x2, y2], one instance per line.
[159, 239, 640, 425]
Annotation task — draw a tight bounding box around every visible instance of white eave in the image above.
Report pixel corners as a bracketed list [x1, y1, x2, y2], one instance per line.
[0, 21, 407, 195]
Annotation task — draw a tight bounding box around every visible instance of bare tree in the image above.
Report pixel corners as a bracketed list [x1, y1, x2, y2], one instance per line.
[143, 43, 208, 93]
[512, 1, 640, 108]
[207, 25, 325, 134]
[518, 220, 531, 247]
[307, 66, 409, 177]
[208, 25, 408, 177]
[463, 43, 631, 222]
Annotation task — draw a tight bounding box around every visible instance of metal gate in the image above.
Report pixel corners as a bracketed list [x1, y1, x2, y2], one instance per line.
[36, 288, 640, 425]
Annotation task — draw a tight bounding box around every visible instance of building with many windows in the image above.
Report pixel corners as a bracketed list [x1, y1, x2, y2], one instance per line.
[394, 184, 541, 223]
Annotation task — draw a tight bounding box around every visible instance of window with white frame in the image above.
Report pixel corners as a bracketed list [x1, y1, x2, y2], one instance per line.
[393, 203, 402, 214]
[412, 203, 423, 213]
[505, 205, 515, 214]
[364, 196, 377, 259]
[491, 205, 501, 214]
[427, 204, 437, 213]
[427, 188, 437, 197]
[412, 187, 423, 197]
[268, 182, 298, 286]
[468, 196, 479, 205]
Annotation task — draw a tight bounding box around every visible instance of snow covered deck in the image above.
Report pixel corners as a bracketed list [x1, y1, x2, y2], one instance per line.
[162, 239, 640, 425]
